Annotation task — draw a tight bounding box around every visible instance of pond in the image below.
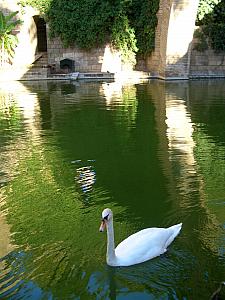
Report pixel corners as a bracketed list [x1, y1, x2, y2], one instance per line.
[0, 79, 224, 299]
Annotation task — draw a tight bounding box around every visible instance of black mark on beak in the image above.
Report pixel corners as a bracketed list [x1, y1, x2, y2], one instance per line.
[103, 214, 109, 221]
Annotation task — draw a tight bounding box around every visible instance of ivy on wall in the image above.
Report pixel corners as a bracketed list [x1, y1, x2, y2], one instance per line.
[130, 0, 158, 55]
[196, 0, 225, 52]
[18, 0, 159, 65]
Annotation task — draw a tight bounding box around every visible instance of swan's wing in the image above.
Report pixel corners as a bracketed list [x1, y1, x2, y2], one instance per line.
[115, 228, 170, 266]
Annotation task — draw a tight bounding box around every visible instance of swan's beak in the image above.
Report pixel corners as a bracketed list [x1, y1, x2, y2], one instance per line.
[99, 220, 106, 232]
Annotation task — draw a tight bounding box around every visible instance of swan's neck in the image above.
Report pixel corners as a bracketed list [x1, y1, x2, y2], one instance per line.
[106, 218, 116, 264]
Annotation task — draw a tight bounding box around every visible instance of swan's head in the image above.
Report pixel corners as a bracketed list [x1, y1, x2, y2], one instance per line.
[99, 208, 113, 232]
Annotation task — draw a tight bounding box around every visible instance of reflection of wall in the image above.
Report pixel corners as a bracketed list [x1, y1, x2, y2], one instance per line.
[150, 82, 223, 257]
[0, 213, 14, 257]
[155, 82, 198, 201]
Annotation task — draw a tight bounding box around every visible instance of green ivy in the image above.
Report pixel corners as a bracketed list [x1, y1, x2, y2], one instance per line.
[18, 0, 159, 65]
[111, 15, 138, 65]
[196, 0, 221, 22]
[196, 0, 225, 52]
[130, 0, 159, 55]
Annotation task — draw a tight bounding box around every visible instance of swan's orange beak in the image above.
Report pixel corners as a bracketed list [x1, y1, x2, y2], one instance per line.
[99, 220, 106, 232]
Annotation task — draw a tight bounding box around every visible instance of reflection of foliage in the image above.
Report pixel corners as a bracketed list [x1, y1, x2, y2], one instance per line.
[120, 85, 137, 128]
[196, 0, 225, 51]
[189, 81, 225, 211]
[0, 96, 23, 141]
[193, 128, 225, 232]
[0, 11, 22, 65]
[194, 130, 225, 197]
[2, 142, 104, 298]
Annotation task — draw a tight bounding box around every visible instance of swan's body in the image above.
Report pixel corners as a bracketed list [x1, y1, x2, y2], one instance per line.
[99, 208, 182, 267]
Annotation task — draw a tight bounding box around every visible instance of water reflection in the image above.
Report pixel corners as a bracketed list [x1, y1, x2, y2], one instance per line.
[73, 160, 96, 195]
[164, 84, 199, 211]
[0, 80, 224, 299]
[166, 97, 195, 167]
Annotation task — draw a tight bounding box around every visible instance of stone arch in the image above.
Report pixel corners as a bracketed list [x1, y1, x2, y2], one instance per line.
[146, 0, 199, 79]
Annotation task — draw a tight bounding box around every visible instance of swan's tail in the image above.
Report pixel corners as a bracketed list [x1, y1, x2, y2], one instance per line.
[165, 223, 182, 248]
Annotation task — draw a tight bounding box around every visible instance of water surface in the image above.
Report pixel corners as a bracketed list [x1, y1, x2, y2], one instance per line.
[0, 79, 224, 299]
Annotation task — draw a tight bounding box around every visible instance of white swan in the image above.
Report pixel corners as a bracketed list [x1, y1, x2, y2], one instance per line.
[99, 208, 182, 267]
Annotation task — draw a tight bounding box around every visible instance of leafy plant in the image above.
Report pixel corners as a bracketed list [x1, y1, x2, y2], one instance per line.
[193, 28, 208, 52]
[18, 0, 51, 17]
[196, 0, 225, 52]
[0, 11, 22, 65]
[111, 15, 138, 65]
[196, 0, 221, 23]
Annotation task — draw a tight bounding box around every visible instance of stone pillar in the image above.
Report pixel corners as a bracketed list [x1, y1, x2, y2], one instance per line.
[146, 0, 172, 79]
[165, 0, 199, 79]
[146, 0, 199, 79]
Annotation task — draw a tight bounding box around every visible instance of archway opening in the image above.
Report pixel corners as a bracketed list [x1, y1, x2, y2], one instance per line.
[33, 16, 47, 52]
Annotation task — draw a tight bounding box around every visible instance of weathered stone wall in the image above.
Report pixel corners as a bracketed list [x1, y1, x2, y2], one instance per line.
[146, 0, 172, 79]
[190, 49, 225, 78]
[47, 35, 123, 73]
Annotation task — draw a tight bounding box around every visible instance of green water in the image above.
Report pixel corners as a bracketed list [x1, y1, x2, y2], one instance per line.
[0, 79, 224, 299]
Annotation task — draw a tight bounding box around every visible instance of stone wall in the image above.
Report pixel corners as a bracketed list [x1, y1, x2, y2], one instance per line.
[190, 49, 225, 78]
[47, 35, 127, 74]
